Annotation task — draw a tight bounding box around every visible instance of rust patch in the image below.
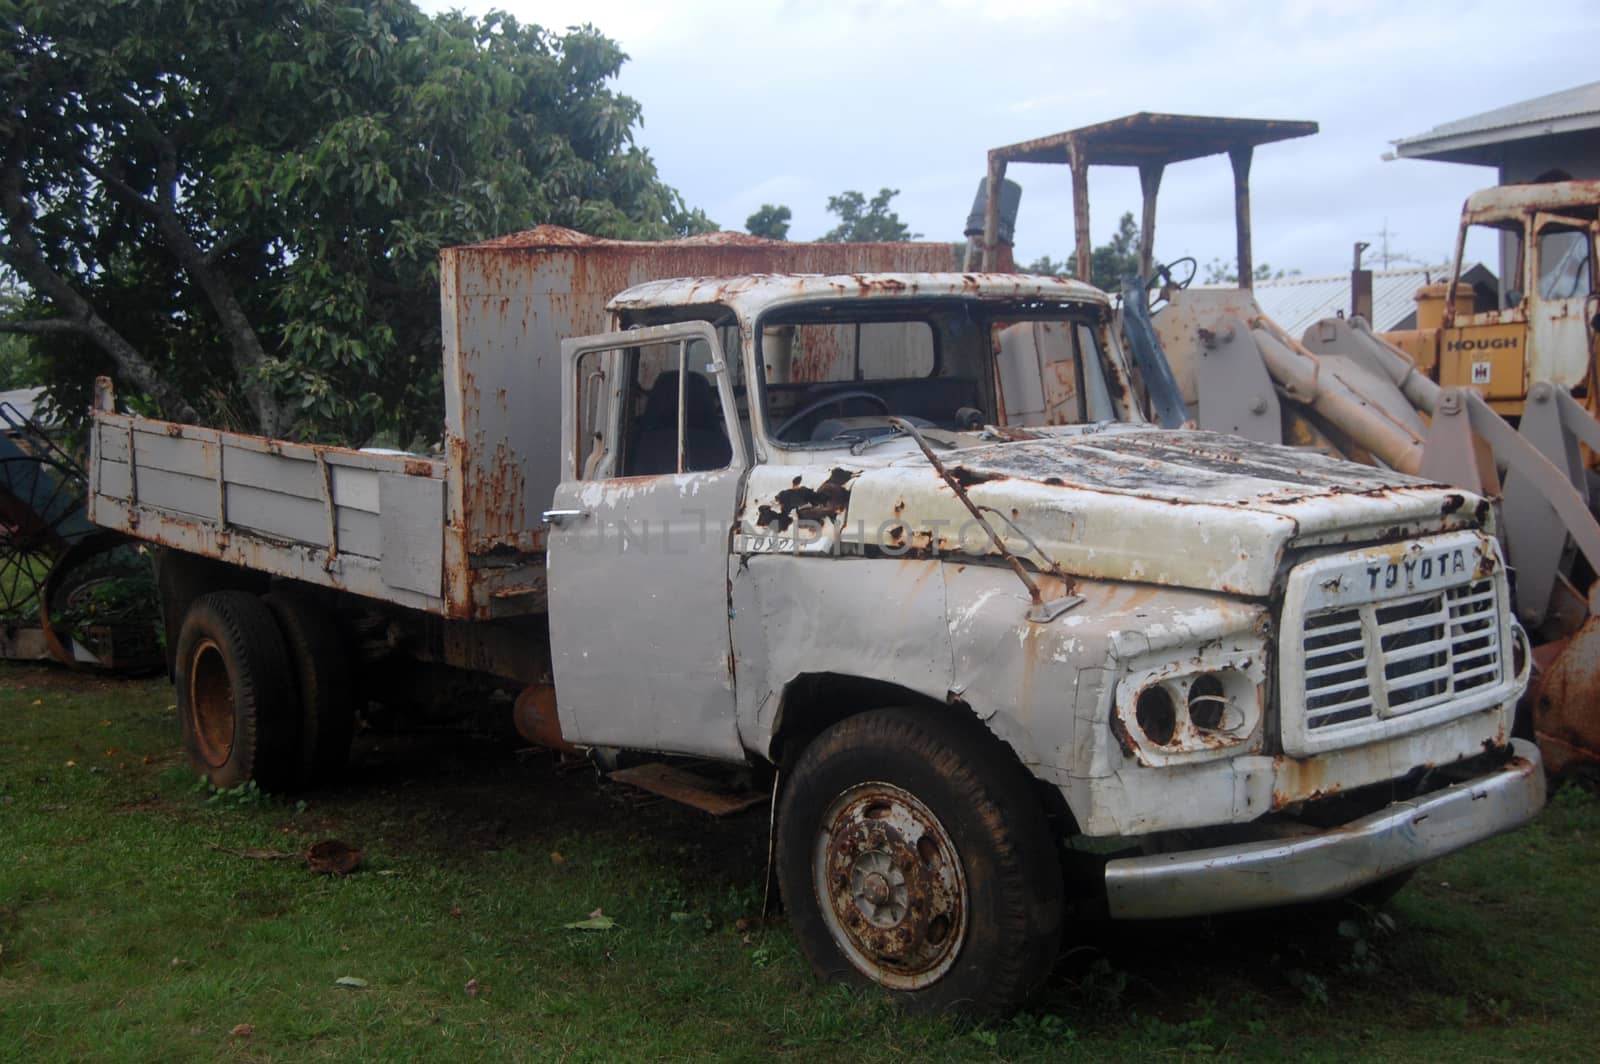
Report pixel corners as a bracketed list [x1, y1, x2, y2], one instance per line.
[756, 468, 856, 532]
[1108, 711, 1141, 760]
[1529, 612, 1600, 778]
[949, 466, 1003, 488]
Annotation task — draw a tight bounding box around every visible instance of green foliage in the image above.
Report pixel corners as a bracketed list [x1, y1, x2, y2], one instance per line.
[1023, 211, 1142, 290]
[1075, 212, 1142, 290]
[1203, 257, 1301, 285]
[48, 544, 160, 646]
[744, 203, 791, 241]
[0, 1, 711, 446]
[195, 776, 268, 808]
[821, 188, 919, 243]
[1022, 253, 1072, 278]
[0, 276, 34, 389]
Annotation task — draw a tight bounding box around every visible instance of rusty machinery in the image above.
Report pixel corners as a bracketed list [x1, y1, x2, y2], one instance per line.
[976, 114, 1600, 778]
[0, 399, 160, 671]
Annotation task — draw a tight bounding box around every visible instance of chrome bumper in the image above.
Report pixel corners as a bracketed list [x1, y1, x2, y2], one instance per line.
[1104, 739, 1545, 920]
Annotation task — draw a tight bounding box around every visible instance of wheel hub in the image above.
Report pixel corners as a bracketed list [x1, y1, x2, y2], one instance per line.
[813, 781, 967, 990]
[187, 638, 235, 768]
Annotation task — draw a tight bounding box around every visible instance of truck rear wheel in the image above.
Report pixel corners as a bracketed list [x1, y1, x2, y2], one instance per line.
[175, 591, 297, 790]
[263, 592, 354, 786]
[776, 707, 1063, 1015]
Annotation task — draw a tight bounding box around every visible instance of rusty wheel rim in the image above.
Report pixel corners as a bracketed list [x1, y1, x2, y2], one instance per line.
[812, 781, 967, 990]
[187, 638, 235, 768]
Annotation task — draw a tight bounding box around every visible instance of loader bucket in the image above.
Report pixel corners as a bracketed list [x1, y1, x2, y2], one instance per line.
[1529, 619, 1600, 780]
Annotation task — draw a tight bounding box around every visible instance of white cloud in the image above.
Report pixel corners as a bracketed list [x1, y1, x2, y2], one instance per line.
[419, 0, 1600, 276]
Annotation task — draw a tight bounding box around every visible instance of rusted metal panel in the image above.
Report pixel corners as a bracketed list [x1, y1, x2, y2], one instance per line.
[1530, 618, 1600, 778]
[743, 428, 1483, 599]
[1461, 179, 1600, 225]
[378, 473, 444, 597]
[609, 271, 1105, 320]
[438, 228, 954, 618]
[989, 113, 1319, 168]
[87, 400, 448, 614]
[608, 762, 767, 817]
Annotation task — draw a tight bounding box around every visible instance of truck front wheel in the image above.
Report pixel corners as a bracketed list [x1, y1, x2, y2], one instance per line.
[175, 591, 297, 790]
[776, 707, 1063, 1015]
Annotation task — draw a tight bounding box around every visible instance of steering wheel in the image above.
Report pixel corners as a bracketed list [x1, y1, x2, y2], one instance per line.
[1146, 256, 1197, 291]
[773, 390, 890, 441]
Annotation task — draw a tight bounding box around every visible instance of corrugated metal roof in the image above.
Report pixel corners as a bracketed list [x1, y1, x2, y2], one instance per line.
[1200, 264, 1489, 337]
[1394, 81, 1600, 160]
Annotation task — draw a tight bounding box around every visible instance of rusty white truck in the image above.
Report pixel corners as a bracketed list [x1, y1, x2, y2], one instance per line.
[88, 229, 1544, 1015]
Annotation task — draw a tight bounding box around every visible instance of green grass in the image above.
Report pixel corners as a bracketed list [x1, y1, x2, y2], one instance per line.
[2, 661, 1597, 1062]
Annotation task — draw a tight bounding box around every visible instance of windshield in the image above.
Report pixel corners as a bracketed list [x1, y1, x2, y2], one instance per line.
[756, 299, 1117, 448]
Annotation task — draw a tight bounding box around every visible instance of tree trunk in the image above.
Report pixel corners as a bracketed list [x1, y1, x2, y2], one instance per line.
[1, 166, 201, 424]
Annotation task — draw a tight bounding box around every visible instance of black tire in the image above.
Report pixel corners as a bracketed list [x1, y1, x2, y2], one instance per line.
[777, 707, 1064, 1016]
[263, 592, 355, 786]
[174, 590, 298, 790]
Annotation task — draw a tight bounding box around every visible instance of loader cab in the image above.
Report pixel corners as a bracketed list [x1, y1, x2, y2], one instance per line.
[1443, 182, 1600, 411]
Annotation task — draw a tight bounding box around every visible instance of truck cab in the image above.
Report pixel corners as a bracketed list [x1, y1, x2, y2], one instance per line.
[543, 272, 1544, 1013]
[1388, 180, 1600, 415]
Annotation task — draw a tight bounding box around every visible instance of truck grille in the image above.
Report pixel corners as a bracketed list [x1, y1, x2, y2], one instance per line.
[1301, 579, 1501, 733]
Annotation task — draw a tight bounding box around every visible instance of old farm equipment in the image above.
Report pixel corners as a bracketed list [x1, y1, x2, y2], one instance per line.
[978, 113, 1600, 777]
[0, 395, 159, 670]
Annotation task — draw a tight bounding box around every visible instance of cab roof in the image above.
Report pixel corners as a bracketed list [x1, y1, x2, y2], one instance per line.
[606, 272, 1109, 318]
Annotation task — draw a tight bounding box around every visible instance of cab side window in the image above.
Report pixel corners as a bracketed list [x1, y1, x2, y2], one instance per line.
[1537, 224, 1593, 301]
[618, 339, 733, 476]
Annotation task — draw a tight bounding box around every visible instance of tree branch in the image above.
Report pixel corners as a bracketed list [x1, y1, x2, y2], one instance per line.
[0, 318, 87, 336]
[0, 162, 200, 423]
[84, 139, 287, 435]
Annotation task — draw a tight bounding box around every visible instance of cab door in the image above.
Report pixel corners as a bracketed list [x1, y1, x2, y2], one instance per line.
[543, 322, 748, 759]
[1528, 212, 1597, 390]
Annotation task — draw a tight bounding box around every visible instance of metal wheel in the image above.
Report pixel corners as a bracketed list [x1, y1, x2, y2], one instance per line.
[187, 636, 237, 767]
[174, 591, 299, 789]
[0, 453, 84, 619]
[777, 707, 1063, 1015]
[813, 780, 968, 990]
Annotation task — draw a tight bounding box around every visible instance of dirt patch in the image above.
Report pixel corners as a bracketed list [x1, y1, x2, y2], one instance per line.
[0, 661, 144, 694]
[294, 726, 769, 892]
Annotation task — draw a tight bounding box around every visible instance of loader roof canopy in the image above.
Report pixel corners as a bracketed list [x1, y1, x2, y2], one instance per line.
[990, 112, 1319, 168]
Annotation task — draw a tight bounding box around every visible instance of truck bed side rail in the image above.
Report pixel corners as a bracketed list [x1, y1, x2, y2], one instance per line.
[88, 378, 448, 614]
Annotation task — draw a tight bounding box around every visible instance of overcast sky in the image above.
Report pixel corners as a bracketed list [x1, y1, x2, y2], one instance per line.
[421, 0, 1599, 279]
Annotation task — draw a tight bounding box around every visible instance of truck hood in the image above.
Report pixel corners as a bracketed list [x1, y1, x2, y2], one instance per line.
[834, 428, 1484, 598]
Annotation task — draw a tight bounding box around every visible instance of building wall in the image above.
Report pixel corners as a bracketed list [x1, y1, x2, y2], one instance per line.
[1498, 130, 1600, 183]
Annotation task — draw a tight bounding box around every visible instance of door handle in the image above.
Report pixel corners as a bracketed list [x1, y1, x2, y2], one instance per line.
[542, 508, 589, 526]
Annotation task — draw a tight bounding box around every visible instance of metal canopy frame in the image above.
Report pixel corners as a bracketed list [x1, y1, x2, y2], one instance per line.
[983, 112, 1318, 288]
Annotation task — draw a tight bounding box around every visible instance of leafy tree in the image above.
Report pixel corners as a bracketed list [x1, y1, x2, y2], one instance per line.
[821, 188, 920, 243]
[1203, 258, 1301, 285]
[1022, 211, 1142, 290]
[0, 274, 32, 389]
[0, 1, 714, 446]
[745, 204, 791, 241]
[1022, 254, 1071, 277]
[1075, 211, 1140, 289]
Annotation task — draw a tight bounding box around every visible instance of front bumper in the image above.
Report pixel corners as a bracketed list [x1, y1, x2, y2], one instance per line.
[1104, 739, 1545, 919]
